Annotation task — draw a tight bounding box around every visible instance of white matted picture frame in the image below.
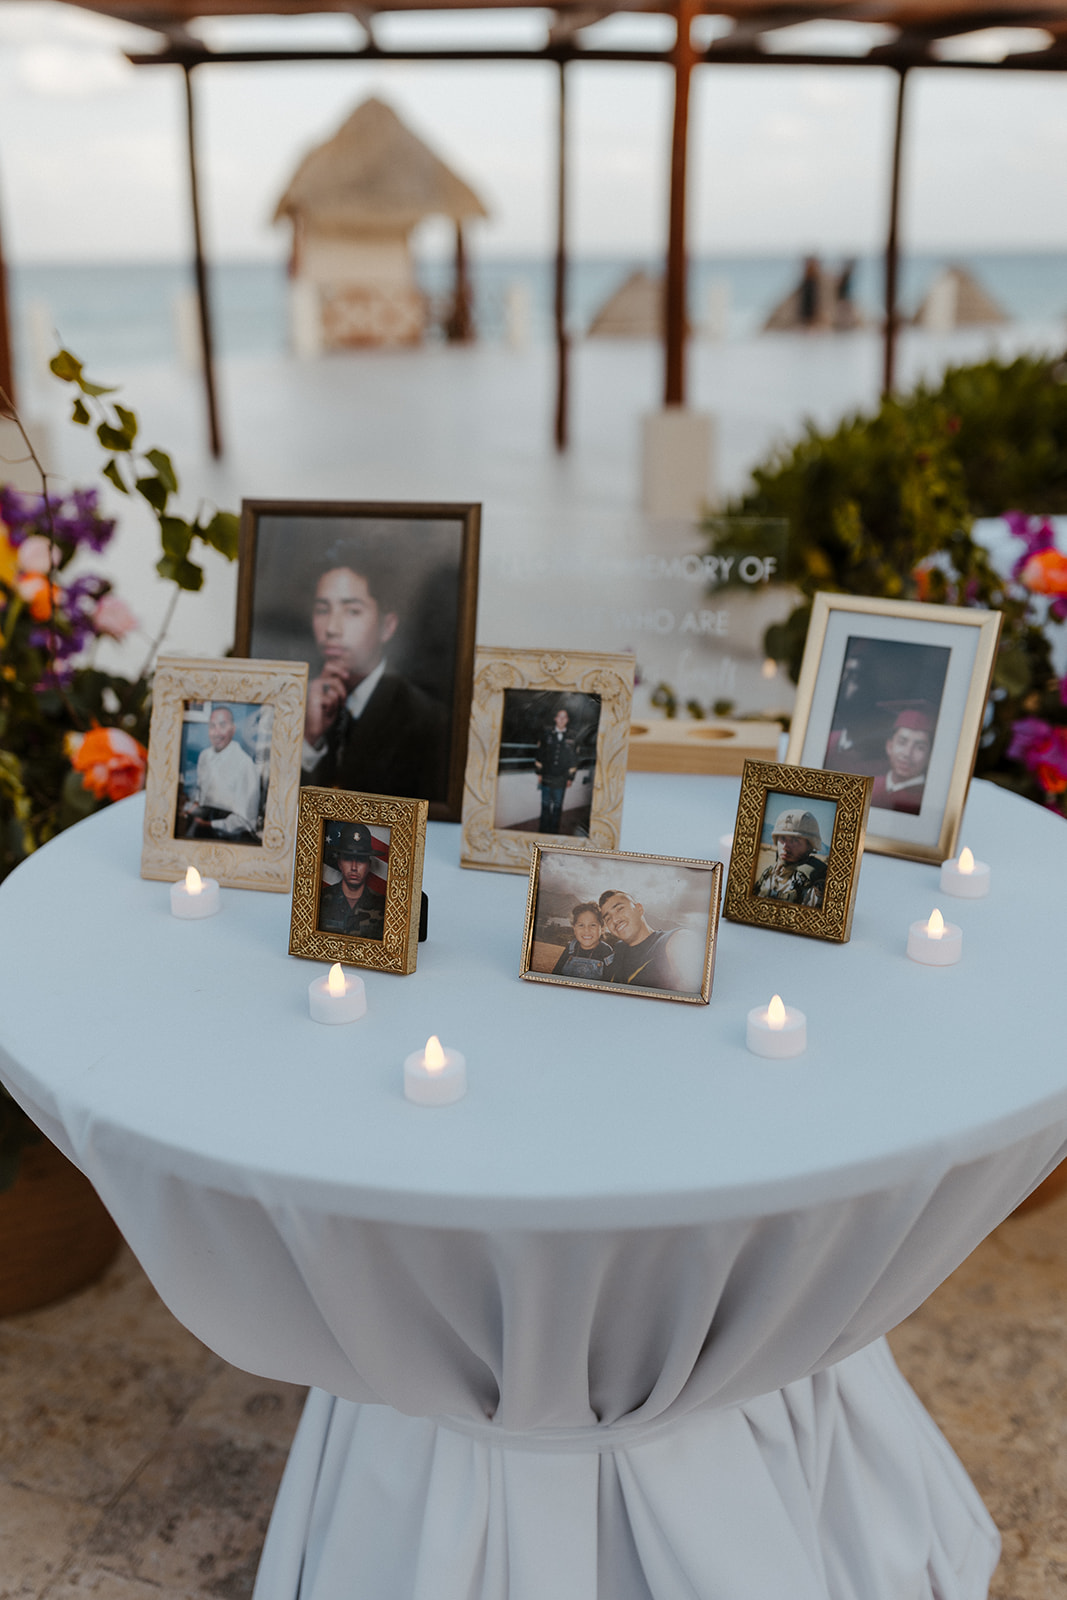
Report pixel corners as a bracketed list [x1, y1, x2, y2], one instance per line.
[786, 594, 1002, 864]
[289, 786, 427, 976]
[461, 647, 635, 873]
[520, 844, 723, 1005]
[141, 657, 308, 892]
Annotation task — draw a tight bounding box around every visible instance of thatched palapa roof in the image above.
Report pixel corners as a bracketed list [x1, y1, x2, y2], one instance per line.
[274, 96, 488, 237]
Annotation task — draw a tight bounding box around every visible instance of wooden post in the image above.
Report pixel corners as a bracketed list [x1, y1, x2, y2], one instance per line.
[554, 58, 570, 452]
[883, 66, 909, 399]
[0, 170, 15, 413]
[182, 63, 222, 458]
[664, 0, 697, 408]
[446, 220, 474, 341]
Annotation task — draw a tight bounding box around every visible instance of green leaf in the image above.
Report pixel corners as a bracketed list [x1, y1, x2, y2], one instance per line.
[144, 448, 178, 494]
[156, 554, 204, 592]
[114, 404, 138, 443]
[97, 422, 132, 453]
[101, 459, 128, 495]
[159, 516, 193, 561]
[79, 378, 118, 398]
[50, 350, 83, 384]
[198, 510, 239, 561]
[134, 475, 168, 513]
[71, 397, 91, 426]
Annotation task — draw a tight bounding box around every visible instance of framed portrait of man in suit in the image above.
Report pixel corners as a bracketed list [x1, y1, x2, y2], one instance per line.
[236, 500, 481, 822]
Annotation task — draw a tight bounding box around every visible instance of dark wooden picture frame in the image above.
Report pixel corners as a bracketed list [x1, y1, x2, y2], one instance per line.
[235, 500, 481, 822]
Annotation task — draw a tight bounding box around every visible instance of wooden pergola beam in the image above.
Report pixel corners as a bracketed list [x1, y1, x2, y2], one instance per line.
[665, 0, 698, 407]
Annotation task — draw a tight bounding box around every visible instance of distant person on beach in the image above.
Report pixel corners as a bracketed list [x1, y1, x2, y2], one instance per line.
[798, 256, 822, 328]
[301, 543, 448, 804]
[834, 259, 861, 330]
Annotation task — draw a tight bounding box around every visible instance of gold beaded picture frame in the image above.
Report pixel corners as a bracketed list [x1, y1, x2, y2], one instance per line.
[460, 646, 634, 874]
[289, 786, 427, 975]
[141, 656, 308, 893]
[723, 759, 873, 943]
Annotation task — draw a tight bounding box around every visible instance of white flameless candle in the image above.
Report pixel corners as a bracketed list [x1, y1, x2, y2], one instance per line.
[308, 963, 367, 1024]
[907, 907, 962, 966]
[746, 993, 807, 1058]
[170, 865, 220, 919]
[939, 845, 991, 899]
[404, 1034, 467, 1105]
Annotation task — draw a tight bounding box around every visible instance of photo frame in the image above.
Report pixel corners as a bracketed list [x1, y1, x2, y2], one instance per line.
[141, 656, 308, 892]
[723, 759, 872, 943]
[520, 844, 723, 1004]
[235, 499, 481, 822]
[289, 786, 427, 975]
[786, 593, 1002, 864]
[461, 647, 635, 873]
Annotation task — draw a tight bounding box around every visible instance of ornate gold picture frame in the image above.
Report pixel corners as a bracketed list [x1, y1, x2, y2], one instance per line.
[461, 647, 634, 874]
[723, 759, 872, 943]
[141, 656, 308, 892]
[289, 786, 427, 975]
[785, 593, 1001, 864]
[520, 844, 722, 1005]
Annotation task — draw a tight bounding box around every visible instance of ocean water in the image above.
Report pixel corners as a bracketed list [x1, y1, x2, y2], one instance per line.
[9, 251, 1067, 377]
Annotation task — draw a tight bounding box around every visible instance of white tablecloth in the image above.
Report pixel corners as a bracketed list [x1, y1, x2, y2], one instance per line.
[1, 777, 1063, 1600]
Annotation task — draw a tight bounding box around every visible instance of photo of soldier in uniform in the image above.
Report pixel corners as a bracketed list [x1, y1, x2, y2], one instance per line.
[524, 846, 720, 1002]
[493, 689, 602, 836]
[237, 501, 479, 821]
[823, 635, 949, 780]
[752, 794, 838, 909]
[317, 820, 390, 940]
[175, 700, 271, 847]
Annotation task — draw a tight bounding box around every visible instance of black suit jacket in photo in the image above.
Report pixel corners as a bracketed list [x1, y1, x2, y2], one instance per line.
[304, 673, 449, 803]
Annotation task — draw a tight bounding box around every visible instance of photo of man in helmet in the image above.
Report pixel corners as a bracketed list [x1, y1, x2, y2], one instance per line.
[753, 804, 833, 910]
[317, 821, 388, 939]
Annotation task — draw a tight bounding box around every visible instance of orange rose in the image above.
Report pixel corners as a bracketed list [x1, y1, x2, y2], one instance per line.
[16, 572, 62, 622]
[67, 726, 147, 802]
[1020, 548, 1067, 598]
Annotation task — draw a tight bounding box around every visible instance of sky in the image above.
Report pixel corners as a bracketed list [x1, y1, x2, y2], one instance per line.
[1, 1, 1067, 262]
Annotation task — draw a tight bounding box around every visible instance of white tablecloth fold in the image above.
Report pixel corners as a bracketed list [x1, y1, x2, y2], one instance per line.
[253, 1340, 997, 1600]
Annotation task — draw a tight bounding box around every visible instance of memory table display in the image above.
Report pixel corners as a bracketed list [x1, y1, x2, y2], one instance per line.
[0, 775, 1063, 1600]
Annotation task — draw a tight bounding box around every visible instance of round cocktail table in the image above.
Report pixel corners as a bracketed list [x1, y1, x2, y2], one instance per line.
[0, 776, 1062, 1600]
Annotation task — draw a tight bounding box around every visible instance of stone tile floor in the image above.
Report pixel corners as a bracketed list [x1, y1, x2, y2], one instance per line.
[2, 1186, 1065, 1600]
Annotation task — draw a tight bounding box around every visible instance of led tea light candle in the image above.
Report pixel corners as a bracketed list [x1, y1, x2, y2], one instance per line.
[746, 993, 807, 1059]
[309, 962, 367, 1024]
[170, 865, 220, 919]
[907, 907, 962, 966]
[939, 846, 991, 899]
[404, 1034, 467, 1105]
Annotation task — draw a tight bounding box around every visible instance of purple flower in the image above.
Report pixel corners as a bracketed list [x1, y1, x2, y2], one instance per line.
[1004, 511, 1057, 582]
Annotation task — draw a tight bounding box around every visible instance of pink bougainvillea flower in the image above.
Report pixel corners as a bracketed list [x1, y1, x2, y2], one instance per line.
[1008, 717, 1067, 796]
[92, 593, 139, 639]
[67, 726, 147, 802]
[16, 535, 55, 575]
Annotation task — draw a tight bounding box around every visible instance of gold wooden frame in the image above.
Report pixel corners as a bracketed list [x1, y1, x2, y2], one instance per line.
[234, 498, 480, 822]
[461, 647, 634, 873]
[520, 844, 722, 1005]
[723, 759, 872, 943]
[141, 656, 308, 892]
[289, 786, 427, 975]
[786, 593, 1002, 864]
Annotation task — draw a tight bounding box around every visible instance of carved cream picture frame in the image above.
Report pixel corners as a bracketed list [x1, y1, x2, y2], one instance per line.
[461, 647, 634, 874]
[141, 656, 308, 892]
